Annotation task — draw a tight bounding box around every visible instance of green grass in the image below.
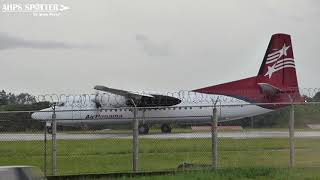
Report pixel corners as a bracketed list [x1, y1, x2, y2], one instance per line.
[1, 127, 319, 135]
[67, 128, 320, 134]
[101, 168, 320, 180]
[1, 138, 320, 176]
[65, 128, 195, 134]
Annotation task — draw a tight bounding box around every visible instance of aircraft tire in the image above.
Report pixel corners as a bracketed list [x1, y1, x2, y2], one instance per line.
[138, 124, 149, 135]
[161, 124, 171, 133]
[80, 123, 89, 130]
[47, 126, 52, 134]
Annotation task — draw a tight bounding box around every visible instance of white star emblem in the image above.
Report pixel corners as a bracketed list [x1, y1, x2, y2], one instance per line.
[278, 43, 290, 58]
[264, 43, 291, 79]
[265, 64, 276, 79]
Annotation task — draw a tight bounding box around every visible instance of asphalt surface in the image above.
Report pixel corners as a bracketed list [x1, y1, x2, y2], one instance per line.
[1, 131, 320, 141]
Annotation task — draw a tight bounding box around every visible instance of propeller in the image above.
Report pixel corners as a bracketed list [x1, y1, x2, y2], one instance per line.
[91, 90, 102, 108]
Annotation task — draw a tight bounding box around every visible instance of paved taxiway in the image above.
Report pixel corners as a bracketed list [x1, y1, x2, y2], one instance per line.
[1, 131, 320, 141]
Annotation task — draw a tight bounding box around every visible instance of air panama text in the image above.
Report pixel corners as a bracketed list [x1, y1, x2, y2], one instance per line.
[85, 114, 124, 119]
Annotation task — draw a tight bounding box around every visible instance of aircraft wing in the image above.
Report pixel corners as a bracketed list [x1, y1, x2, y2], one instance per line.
[94, 85, 154, 100]
[94, 85, 181, 107]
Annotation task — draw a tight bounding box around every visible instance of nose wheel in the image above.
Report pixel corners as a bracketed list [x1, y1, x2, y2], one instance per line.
[161, 124, 171, 133]
[138, 124, 149, 135]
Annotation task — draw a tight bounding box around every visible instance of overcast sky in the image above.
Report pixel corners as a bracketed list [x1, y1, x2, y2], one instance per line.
[0, 0, 319, 95]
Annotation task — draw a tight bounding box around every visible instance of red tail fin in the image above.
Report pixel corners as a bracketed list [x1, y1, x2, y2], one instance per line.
[194, 33, 303, 108]
[257, 33, 298, 90]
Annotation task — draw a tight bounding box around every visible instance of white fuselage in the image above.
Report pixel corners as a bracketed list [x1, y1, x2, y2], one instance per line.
[32, 92, 273, 126]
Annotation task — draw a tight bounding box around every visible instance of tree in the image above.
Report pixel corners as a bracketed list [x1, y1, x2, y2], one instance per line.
[313, 92, 320, 102]
[7, 92, 16, 104]
[16, 93, 36, 104]
[0, 90, 37, 105]
[0, 90, 8, 105]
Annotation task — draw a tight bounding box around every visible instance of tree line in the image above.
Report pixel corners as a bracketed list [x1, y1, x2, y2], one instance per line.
[0, 90, 38, 105]
[0, 90, 50, 131]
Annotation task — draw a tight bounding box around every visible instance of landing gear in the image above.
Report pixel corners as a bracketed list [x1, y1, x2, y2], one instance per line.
[161, 124, 172, 133]
[138, 124, 149, 135]
[80, 123, 89, 131]
[47, 126, 52, 134]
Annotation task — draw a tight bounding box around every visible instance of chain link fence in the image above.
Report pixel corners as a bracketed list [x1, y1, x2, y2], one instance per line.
[0, 103, 320, 175]
[0, 91, 320, 176]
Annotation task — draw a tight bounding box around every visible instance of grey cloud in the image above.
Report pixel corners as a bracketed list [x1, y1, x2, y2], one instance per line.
[0, 32, 89, 50]
[135, 34, 172, 56]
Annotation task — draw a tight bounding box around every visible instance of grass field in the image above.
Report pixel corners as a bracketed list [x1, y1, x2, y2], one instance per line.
[66, 127, 320, 134]
[0, 137, 320, 176]
[100, 168, 320, 180]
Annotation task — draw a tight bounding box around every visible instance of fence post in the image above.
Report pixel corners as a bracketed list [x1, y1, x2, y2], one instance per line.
[250, 117, 254, 128]
[289, 104, 295, 168]
[131, 101, 139, 172]
[211, 106, 218, 169]
[52, 105, 57, 175]
[43, 121, 47, 177]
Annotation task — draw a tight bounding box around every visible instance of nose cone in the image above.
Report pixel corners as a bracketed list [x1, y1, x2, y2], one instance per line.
[32, 108, 52, 120]
[31, 112, 41, 120]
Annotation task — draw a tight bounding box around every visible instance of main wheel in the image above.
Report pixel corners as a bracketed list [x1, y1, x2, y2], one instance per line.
[138, 124, 149, 135]
[80, 123, 89, 130]
[47, 126, 52, 134]
[161, 124, 172, 133]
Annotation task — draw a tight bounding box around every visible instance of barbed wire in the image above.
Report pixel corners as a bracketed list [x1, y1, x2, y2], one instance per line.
[16, 88, 318, 108]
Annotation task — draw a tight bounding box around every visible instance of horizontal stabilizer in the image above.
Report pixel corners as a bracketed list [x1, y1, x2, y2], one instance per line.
[257, 83, 281, 96]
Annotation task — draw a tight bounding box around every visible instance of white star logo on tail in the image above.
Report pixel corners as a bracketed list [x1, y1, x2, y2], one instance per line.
[279, 43, 290, 57]
[265, 64, 276, 79]
[264, 43, 295, 79]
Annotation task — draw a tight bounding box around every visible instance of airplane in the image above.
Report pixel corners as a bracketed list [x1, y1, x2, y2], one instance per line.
[31, 33, 304, 134]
